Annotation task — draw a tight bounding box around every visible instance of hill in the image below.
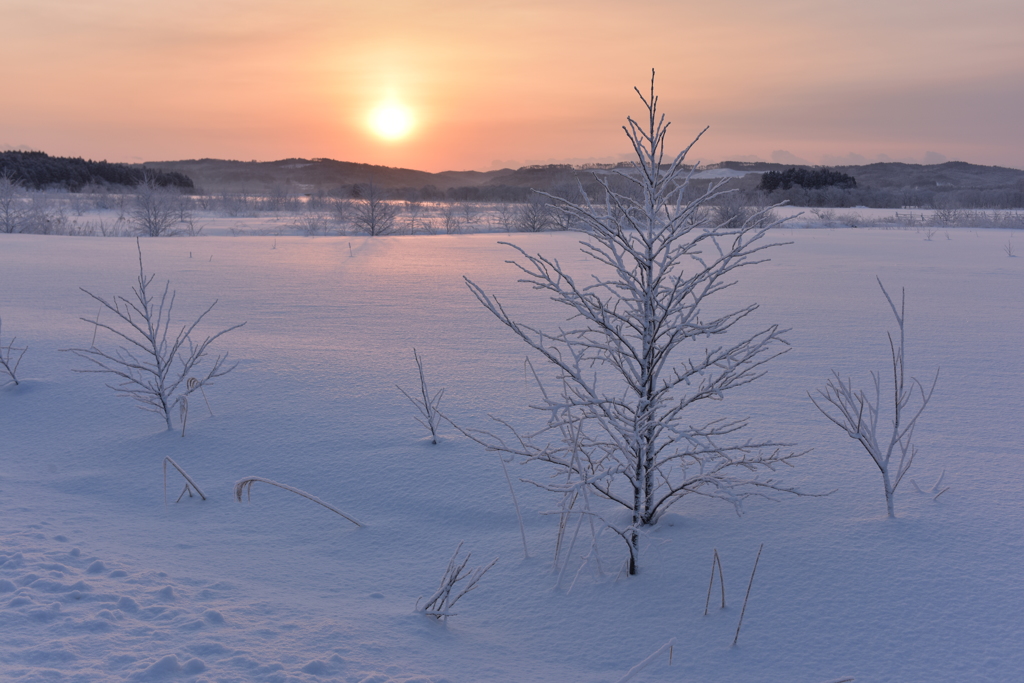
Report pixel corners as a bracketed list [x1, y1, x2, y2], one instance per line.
[143, 157, 1024, 206]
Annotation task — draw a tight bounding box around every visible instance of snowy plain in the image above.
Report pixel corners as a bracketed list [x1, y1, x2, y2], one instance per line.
[0, 226, 1022, 682]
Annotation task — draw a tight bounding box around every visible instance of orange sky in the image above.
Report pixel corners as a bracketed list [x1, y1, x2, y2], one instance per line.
[2, 0, 1023, 171]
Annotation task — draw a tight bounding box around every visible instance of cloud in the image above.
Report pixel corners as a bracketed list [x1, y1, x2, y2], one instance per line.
[818, 151, 950, 166]
[728, 154, 767, 163]
[819, 152, 869, 166]
[770, 150, 809, 165]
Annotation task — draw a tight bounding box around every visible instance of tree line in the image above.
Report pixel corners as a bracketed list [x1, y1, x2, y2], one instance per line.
[0, 151, 193, 192]
[759, 167, 857, 192]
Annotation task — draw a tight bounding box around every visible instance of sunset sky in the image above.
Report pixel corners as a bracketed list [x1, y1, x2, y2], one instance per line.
[2, 0, 1022, 172]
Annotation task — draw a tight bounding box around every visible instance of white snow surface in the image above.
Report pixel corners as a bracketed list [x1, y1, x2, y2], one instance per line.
[1, 228, 1022, 682]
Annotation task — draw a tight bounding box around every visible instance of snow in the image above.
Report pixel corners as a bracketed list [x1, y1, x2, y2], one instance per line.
[1, 227, 1022, 682]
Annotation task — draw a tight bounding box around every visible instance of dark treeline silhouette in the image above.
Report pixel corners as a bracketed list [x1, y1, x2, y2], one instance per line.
[0, 151, 193, 192]
[759, 167, 857, 192]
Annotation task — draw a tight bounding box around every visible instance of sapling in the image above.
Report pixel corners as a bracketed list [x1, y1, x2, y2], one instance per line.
[0, 316, 27, 386]
[397, 348, 443, 444]
[66, 238, 244, 431]
[461, 71, 805, 574]
[810, 278, 938, 518]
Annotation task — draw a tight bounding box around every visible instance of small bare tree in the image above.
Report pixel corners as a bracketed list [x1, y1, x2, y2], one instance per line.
[462, 72, 803, 574]
[66, 239, 245, 431]
[810, 278, 938, 518]
[397, 348, 444, 444]
[353, 182, 398, 236]
[0, 170, 27, 234]
[330, 197, 352, 233]
[493, 201, 517, 232]
[440, 201, 463, 234]
[512, 195, 552, 232]
[0, 316, 27, 386]
[131, 178, 180, 237]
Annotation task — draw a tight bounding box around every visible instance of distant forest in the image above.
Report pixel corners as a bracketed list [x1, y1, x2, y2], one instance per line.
[759, 167, 857, 192]
[0, 151, 193, 191]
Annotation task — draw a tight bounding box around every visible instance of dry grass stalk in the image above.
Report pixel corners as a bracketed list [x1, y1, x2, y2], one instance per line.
[704, 548, 726, 615]
[187, 376, 214, 415]
[179, 397, 188, 437]
[163, 456, 207, 504]
[616, 638, 676, 683]
[732, 543, 764, 647]
[233, 476, 363, 527]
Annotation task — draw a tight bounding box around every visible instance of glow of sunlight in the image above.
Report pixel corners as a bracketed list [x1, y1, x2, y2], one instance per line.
[368, 101, 415, 141]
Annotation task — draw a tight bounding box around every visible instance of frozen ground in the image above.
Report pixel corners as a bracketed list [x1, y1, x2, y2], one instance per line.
[0, 227, 1021, 682]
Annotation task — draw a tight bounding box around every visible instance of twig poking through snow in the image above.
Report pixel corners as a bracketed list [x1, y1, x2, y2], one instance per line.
[417, 541, 497, 621]
[233, 477, 363, 527]
[732, 543, 764, 647]
[0, 316, 27, 387]
[616, 638, 676, 683]
[397, 348, 444, 444]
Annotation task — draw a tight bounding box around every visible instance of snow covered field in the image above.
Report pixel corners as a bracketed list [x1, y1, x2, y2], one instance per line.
[1, 227, 1021, 682]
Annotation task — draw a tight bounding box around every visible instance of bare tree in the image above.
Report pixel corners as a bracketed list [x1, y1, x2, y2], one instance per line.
[810, 279, 938, 518]
[352, 182, 398, 236]
[512, 195, 552, 232]
[461, 72, 804, 574]
[66, 239, 245, 431]
[492, 201, 517, 232]
[294, 210, 330, 237]
[440, 201, 463, 234]
[0, 170, 27, 234]
[131, 178, 180, 237]
[330, 196, 352, 233]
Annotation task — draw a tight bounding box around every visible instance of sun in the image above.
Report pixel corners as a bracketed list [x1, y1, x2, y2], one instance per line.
[368, 101, 414, 141]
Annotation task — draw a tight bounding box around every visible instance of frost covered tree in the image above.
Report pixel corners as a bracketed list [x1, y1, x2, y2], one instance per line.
[810, 279, 938, 518]
[0, 170, 27, 234]
[131, 177, 180, 237]
[463, 72, 804, 574]
[67, 239, 244, 431]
